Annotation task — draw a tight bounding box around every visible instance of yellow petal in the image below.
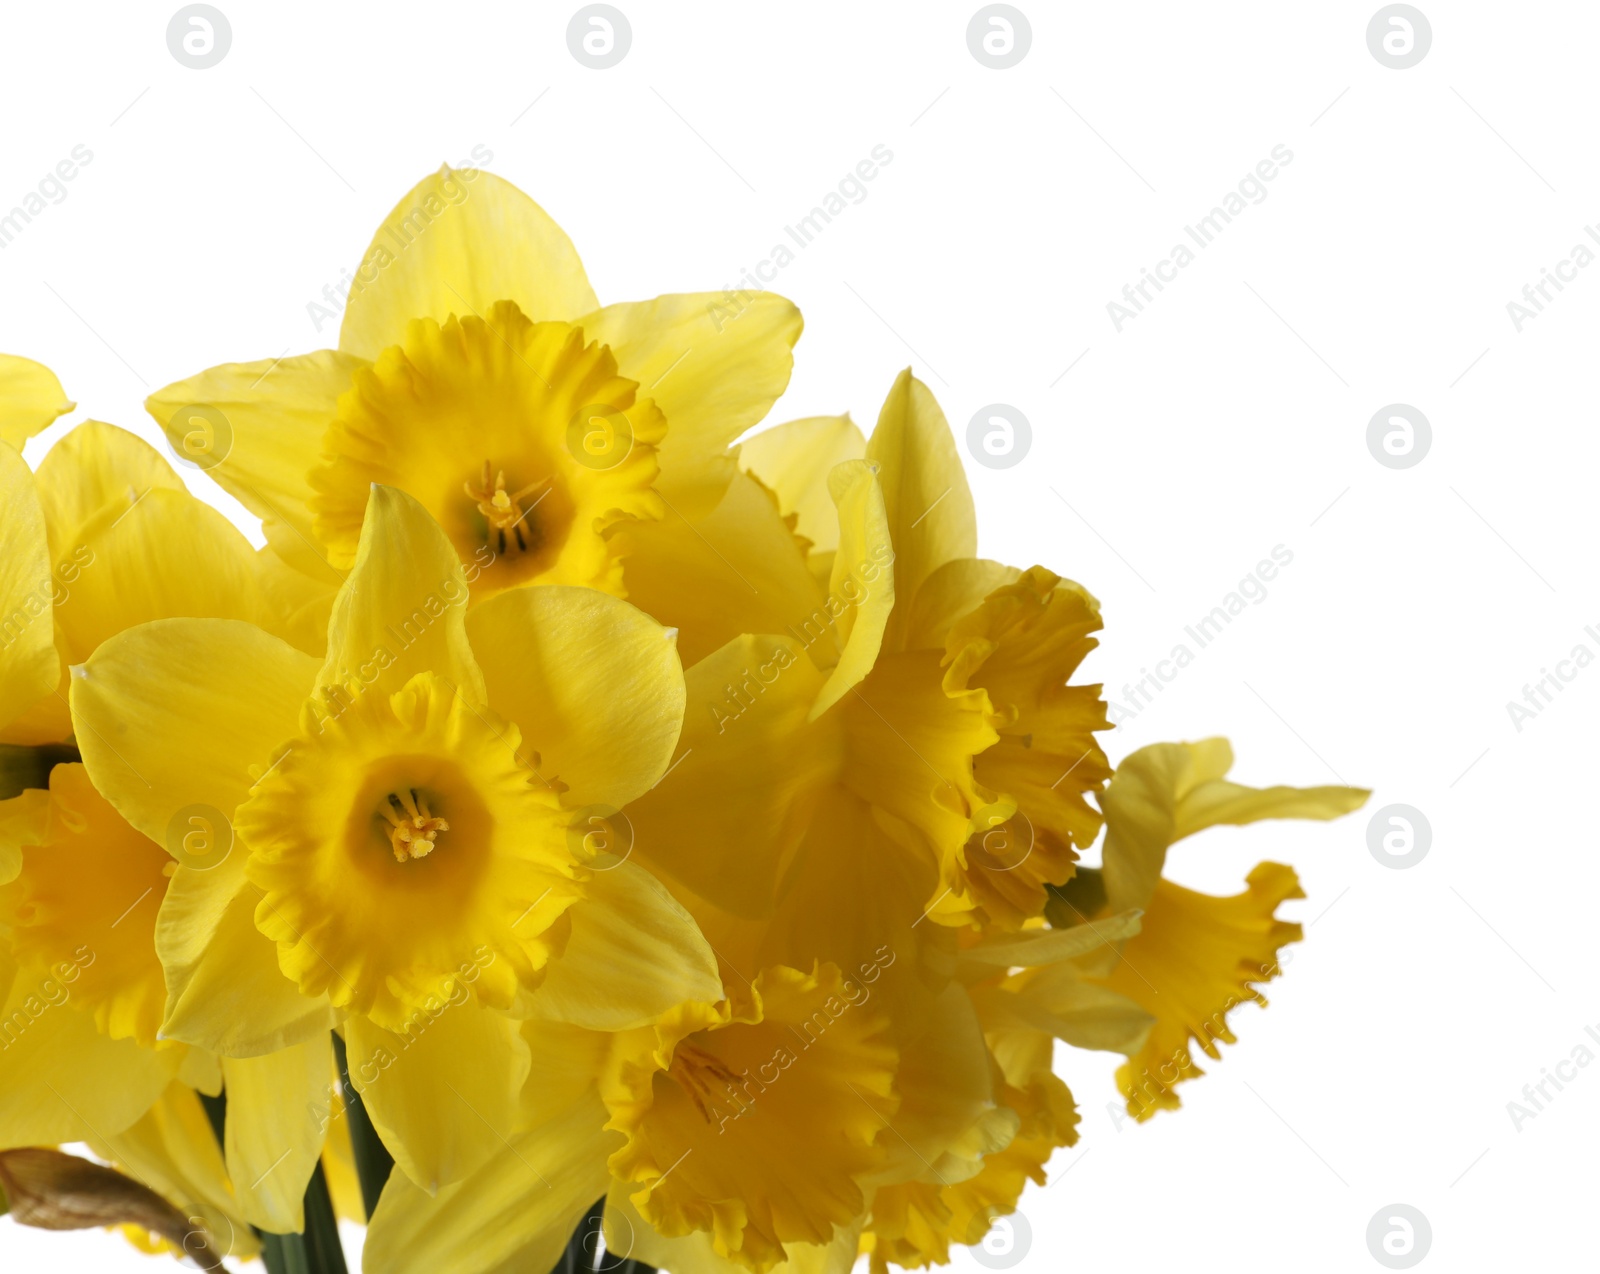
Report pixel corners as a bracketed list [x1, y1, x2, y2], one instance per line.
[809, 461, 894, 721]
[318, 484, 484, 706]
[0, 947, 174, 1146]
[960, 908, 1143, 969]
[839, 649, 999, 920]
[346, 1003, 531, 1192]
[605, 964, 897, 1273]
[222, 1034, 333, 1232]
[0, 788, 50, 885]
[363, 1090, 614, 1274]
[159, 864, 334, 1057]
[0, 440, 57, 733]
[739, 415, 866, 555]
[621, 473, 825, 671]
[0, 354, 73, 448]
[1, 765, 170, 1046]
[466, 586, 684, 807]
[975, 965, 1153, 1055]
[1105, 865, 1306, 1120]
[52, 487, 270, 665]
[522, 860, 721, 1032]
[146, 351, 366, 577]
[579, 292, 802, 515]
[1101, 739, 1370, 912]
[70, 617, 317, 846]
[33, 420, 185, 562]
[339, 167, 598, 360]
[864, 372, 975, 654]
[92, 1082, 260, 1264]
[626, 635, 832, 918]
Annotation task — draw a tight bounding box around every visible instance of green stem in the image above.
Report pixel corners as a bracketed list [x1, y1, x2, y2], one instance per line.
[331, 1029, 394, 1219]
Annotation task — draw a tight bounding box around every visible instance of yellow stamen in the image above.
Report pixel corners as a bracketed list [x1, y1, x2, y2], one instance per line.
[668, 1043, 747, 1123]
[463, 460, 551, 555]
[378, 789, 449, 862]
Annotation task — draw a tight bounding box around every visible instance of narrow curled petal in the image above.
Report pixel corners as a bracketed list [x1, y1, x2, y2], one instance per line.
[739, 415, 867, 555]
[1100, 738, 1370, 912]
[467, 586, 685, 808]
[221, 1035, 332, 1232]
[339, 167, 598, 360]
[809, 460, 895, 721]
[579, 292, 803, 514]
[0, 354, 73, 448]
[865, 371, 976, 653]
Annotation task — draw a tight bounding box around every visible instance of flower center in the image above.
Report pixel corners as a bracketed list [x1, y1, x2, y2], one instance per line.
[463, 460, 552, 556]
[376, 787, 449, 862]
[668, 1042, 746, 1123]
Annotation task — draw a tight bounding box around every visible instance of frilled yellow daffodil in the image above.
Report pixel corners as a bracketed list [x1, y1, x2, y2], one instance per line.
[145, 166, 802, 598]
[1050, 739, 1368, 1120]
[70, 483, 722, 1211]
[626, 368, 1109, 936]
[355, 370, 1111, 1274]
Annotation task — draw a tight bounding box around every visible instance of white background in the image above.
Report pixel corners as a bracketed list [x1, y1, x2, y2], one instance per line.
[1, 0, 1594, 1269]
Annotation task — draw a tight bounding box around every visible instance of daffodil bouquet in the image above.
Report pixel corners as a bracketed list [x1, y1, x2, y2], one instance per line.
[0, 167, 1366, 1274]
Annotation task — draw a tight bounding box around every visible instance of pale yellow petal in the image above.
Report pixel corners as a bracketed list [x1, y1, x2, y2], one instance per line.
[0, 948, 174, 1146]
[960, 908, 1143, 969]
[92, 1082, 260, 1263]
[739, 415, 866, 555]
[33, 421, 185, 562]
[52, 488, 269, 664]
[318, 484, 484, 705]
[864, 371, 976, 653]
[579, 292, 802, 514]
[70, 617, 317, 846]
[0, 789, 50, 884]
[626, 635, 832, 918]
[523, 861, 720, 1032]
[621, 473, 825, 671]
[974, 968, 1154, 1055]
[222, 1034, 332, 1232]
[0, 354, 73, 448]
[159, 863, 334, 1057]
[466, 586, 684, 807]
[340, 167, 598, 360]
[809, 461, 894, 721]
[0, 441, 57, 733]
[146, 351, 365, 577]
[363, 1091, 614, 1274]
[346, 1003, 530, 1192]
[1101, 739, 1370, 912]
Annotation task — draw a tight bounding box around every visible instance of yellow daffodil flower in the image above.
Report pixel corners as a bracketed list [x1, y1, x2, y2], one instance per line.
[1053, 739, 1369, 1120]
[145, 166, 802, 598]
[70, 484, 722, 1210]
